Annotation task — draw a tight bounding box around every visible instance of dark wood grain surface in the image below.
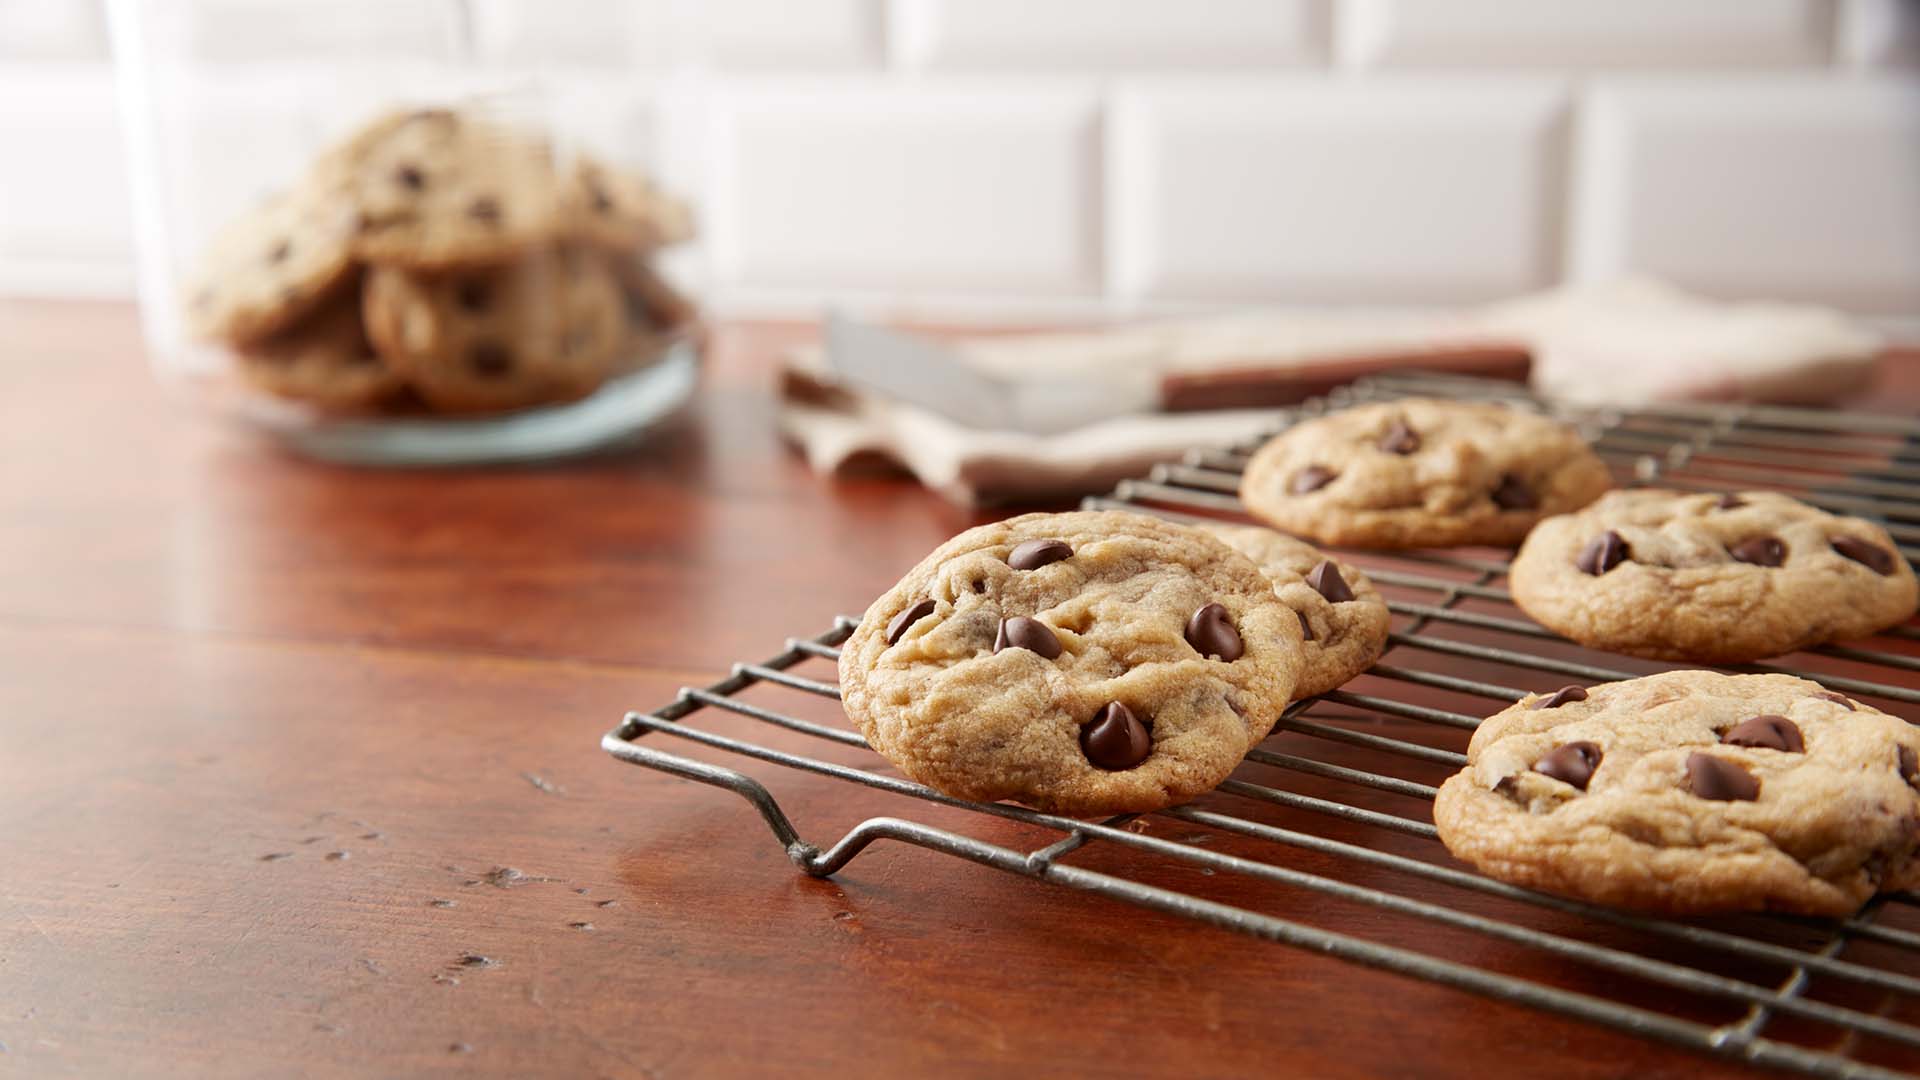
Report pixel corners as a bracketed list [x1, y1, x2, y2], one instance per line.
[1, 298, 1914, 1078]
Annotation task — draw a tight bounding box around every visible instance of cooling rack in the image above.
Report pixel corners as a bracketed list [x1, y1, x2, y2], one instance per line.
[603, 372, 1920, 1078]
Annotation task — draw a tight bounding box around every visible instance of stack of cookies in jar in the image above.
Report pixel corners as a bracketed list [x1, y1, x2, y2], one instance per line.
[184, 107, 697, 415]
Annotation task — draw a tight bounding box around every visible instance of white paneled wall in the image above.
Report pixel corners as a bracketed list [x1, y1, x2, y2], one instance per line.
[2, 0, 1916, 318]
[1111, 79, 1568, 304]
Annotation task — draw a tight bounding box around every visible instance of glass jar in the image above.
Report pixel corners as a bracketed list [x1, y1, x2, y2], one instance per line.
[107, 0, 704, 464]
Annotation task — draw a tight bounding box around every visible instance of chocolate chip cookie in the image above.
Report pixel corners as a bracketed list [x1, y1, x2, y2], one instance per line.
[838, 511, 1305, 816]
[232, 286, 404, 410]
[1198, 524, 1391, 699]
[185, 183, 360, 346]
[566, 154, 696, 254]
[344, 110, 567, 269]
[1509, 489, 1917, 662]
[605, 255, 699, 374]
[363, 245, 627, 414]
[1239, 399, 1613, 549]
[1433, 670, 1920, 915]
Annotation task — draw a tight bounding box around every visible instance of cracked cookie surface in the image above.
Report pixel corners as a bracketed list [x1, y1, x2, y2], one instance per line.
[1198, 524, 1390, 700]
[1510, 489, 1917, 662]
[838, 511, 1303, 816]
[1433, 670, 1920, 915]
[1239, 399, 1612, 549]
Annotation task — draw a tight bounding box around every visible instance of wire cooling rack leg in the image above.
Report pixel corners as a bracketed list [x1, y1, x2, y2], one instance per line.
[601, 729, 821, 869]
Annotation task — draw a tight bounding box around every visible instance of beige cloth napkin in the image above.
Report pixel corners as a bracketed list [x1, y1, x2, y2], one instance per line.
[778, 279, 1882, 506]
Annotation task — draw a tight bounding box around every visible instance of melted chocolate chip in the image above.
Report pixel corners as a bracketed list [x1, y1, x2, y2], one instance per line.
[1685, 753, 1759, 801]
[266, 239, 291, 264]
[994, 616, 1061, 659]
[1530, 685, 1588, 710]
[1290, 465, 1336, 494]
[395, 164, 426, 190]
[1007, 539, 1071, 570]
[468, 342, 513, 377]
[1534, 741, 1601, 790]
[1305, 560, 1353, 603]
[1490, 473, 1536, 510]
[1727, 536, 1786, 567]
[588, 182, 614, 213]
[1832, 535, 1897, 575]
[1082, 702, 1152, 770]
[348, 345, 380, 367]
[885, 599, 936, 645]
[1716, 493, 1747, 510]
[1899, 744, 1917, 784]
[1378, 420, 1420, 455]
[453, 279, 490, 313]
[1576, 530, 1630, 576]
[1814, 691, 1854, 710]
[467, 196, 502, 224]
[1720, 714, 1804, 753]
[1184, 603, 1243, 661]
[1296, 609, 1315, 642]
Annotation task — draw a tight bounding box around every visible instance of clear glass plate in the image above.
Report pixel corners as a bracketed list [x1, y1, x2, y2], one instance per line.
[224, 342, 699, 465]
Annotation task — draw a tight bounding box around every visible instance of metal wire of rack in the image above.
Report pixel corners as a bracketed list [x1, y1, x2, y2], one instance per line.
[603, 372, 1920, 1078]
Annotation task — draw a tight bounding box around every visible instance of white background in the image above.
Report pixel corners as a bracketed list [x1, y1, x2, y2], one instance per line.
[2, 0, 1917, 323]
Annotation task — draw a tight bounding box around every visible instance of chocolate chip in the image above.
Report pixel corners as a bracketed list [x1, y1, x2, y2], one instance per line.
[467, 342, 513, 377]
[1082, 702, 1151, 771]
[586, 179, 613, 213]
[467, 196, 501, 224]
[453, 279, 490, 312]
[1378, 420, 1420, 455]
[1899, 744, 1917, 783]
[1534, 741, 1601, 790]
[1727, 536, 1786, 567]
[1296, 609, 1315, 642]
[1290, 465, 1336, 494]
[1832, 535, 1898, 575]
[1184, 603, 1243, 661]
[994, 616, 1060, 659]
[1685, 753, 1759, 801]
[1007, 539, 1071, 570]
[1490, 473, 1536, 510]
[1814, 691, 1854, 710]
[395, 164, 426, 190]
[1716, 494, 1747, 510]
[1530, 685, 1588, 710]
[885, 599, 936, 645]
[1576, 530, 1629, 576]
[348, 345, 380, 367]
[266, 239, 291, 264]
[1720, 714, 1804, 753]
[1305, 560, 1353, 603]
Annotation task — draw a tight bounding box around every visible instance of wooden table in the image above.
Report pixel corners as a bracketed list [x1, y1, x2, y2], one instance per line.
[0, 299, 1910, 1078]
